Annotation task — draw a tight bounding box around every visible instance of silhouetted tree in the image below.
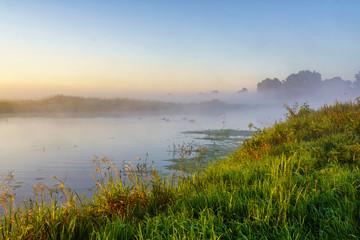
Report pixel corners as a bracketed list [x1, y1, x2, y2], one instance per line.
[257, 78, 282, 92]
[282, 70, 321, 96]
[238, 88, 248, 93]
[354, 71, 360, 89]
[321, 77, 352, 96]
[322, 77, 351, 87]
[356, 71, 360, 81]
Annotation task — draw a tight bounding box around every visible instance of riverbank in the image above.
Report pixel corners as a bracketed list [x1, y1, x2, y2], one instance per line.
[0, 95, 257, 118]
[1, 100, 360, 239]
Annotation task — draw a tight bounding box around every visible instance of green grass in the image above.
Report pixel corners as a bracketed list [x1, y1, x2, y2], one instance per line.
[1, 100, 360, 239]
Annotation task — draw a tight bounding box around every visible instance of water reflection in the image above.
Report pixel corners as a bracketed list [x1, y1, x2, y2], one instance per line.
[0, 109, 284, 201]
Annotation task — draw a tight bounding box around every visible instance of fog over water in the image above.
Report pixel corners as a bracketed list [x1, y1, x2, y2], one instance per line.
[1, 71, 360, 203]
[1, 0, 360, 215]
[0, 106, 285, 201]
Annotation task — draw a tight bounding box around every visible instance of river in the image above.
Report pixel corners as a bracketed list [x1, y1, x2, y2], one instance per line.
[0, 108, 284, 201]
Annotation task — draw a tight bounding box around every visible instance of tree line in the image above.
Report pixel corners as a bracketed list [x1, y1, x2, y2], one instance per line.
[257, 70, 360, 99]
[0, 95, 247, 116]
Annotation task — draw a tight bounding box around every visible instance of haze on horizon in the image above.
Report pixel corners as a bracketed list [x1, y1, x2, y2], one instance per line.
[1, 0, 359, 100]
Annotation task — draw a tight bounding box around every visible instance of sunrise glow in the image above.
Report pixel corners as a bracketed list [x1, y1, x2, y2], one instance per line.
[1, 1, 359, 99]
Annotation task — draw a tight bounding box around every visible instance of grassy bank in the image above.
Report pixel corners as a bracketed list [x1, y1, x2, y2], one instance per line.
[1, 100, 360, 239]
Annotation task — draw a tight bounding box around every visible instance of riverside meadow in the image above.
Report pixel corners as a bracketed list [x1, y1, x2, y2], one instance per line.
[0, 99, 359, 239]
[2, 1, 360, 239]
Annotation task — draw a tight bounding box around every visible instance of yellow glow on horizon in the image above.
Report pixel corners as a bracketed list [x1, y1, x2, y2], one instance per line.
[0, 41, 255, 99]
[1, 58, 255, 99]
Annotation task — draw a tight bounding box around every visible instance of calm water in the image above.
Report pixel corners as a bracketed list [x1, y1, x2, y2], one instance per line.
[0, 109, 283, 200]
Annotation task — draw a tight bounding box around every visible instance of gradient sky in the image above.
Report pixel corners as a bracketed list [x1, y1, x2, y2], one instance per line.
[1, 0, 359, 99]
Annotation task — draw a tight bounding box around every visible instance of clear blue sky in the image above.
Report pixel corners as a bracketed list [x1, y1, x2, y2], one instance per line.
[1, 0, 359, 98]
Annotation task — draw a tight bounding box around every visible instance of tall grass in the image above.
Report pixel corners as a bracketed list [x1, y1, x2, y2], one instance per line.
[1, 100, 360, 239]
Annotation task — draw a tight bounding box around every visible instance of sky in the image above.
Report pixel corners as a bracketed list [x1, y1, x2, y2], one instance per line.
[0, 0, 359, 99]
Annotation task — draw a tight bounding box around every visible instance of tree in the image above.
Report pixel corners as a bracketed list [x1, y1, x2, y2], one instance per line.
[238, 88, 248, 93]
[257, 78, 282, 92]
[322, 77, 351, 86]
[354, 71, 360, 89]
[321, 77, 352, 96]
[356, 71, 360, 81]
[282, 70, 321, 96]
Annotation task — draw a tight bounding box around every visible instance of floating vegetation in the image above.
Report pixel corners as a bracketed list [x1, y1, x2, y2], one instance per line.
[167, 129, 255, 172]
[184, 128, 254, 137]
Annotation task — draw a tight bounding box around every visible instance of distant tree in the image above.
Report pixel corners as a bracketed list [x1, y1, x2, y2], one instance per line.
[282, 70, 321, 96]
[356, 71, 360, 81]
[257, 78, 282, 92]
[238, 88, 248, 93]
[327, 77, 342, 82]
[322, 77, 352, 95]
[322, 77, 351, 86]
[211, 90, 219, 94]
[354, 71, 360, 89]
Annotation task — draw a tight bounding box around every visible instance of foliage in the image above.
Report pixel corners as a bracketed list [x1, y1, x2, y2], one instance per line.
[355, 71, 360, 89]
[283, 70, 321, 93]
[257, 78, 282, 92]
[239, 101, 360, 165]
[256, 69, 360, 99]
